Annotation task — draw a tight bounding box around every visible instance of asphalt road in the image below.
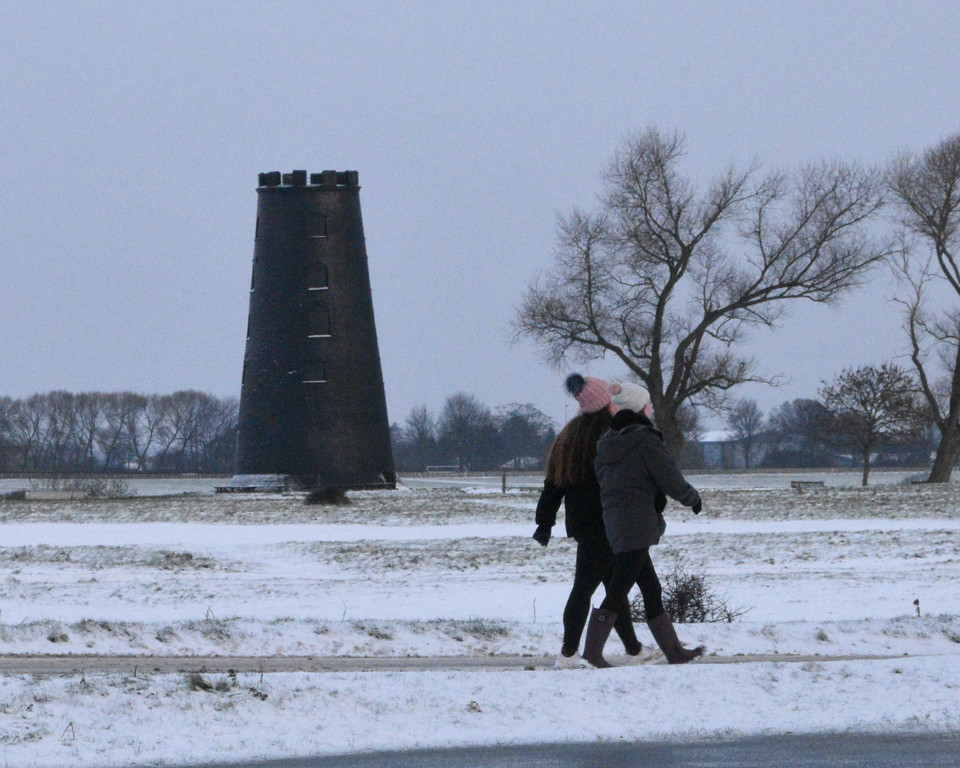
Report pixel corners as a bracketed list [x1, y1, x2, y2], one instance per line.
[185, 732, 960, 768]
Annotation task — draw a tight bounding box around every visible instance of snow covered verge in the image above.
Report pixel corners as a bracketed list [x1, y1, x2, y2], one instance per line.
[1, 614, 959, 660]
[1, 480, 959, 766]
[3, 655, 959, 767]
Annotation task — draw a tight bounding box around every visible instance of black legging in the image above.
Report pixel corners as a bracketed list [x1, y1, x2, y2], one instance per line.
[598, 548, 666, 622]
[563, 535, 640, 653]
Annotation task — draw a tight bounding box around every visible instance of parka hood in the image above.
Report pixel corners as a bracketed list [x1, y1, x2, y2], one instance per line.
[596, 411, 660, 466]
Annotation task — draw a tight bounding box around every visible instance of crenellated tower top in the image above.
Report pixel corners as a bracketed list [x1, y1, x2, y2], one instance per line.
[257, 170, 359, 188]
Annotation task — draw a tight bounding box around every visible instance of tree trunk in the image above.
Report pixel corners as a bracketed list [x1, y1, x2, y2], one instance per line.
[861, 450, 871, 487]
[927, 427, 960, 482]
[657, 409, 686, 464]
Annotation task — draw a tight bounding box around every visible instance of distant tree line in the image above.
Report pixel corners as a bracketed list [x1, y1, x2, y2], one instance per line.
[391, 393, 557, 472]
[706, 362, 935, 484]
[0, 391, 238, 474]
[391, 364, 939, 480]
[3, 377, 936, 482]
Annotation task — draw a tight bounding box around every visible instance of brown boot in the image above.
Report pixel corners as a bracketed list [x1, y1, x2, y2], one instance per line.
[582, 607, 617, 668]
[647, 613, 705, 664]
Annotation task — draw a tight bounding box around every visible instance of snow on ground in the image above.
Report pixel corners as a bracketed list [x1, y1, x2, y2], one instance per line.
[1, 475, 959, 766]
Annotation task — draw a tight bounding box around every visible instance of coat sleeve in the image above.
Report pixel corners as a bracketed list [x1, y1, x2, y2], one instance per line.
[535, 479, 565, 528]
[638, 433, 699, 508]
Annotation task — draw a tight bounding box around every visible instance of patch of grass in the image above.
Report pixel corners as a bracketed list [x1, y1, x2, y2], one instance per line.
[434, 618, 511, 642]
[186, 673, 214, 692]
[354, 622, 393, 640]
[186, 672, 267, 700]
[458, 619, 510, 640]
[154, 550, 216, 570]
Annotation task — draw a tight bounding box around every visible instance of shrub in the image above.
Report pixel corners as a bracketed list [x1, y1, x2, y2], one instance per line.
[304, 487, 350, 505]
[630, 555, 747, 623]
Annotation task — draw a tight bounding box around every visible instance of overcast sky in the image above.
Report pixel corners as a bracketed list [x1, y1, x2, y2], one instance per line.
[2, 1, 958, 429]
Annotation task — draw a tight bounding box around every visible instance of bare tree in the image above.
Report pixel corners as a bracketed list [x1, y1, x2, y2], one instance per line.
[195, 395, 238, 473]
[764, 398, 835, 467]
[151, 391, 237, 473]
[74, 392, 107, 472]
[494, 403, 556, 469]
[9, 395, 44, 470]
[726, 398, 764, 468]
[127, 394, 166, 472]
[818, 363, 925, 486]
[437, 392, 497, 471]
[405, 405, 437, 446]
[97, 392, 143, 470]
[394, 405, 439, 471]
[516, 127, 889, 459]
[0, 396, 15, 471]
[889, 133, 960, 481]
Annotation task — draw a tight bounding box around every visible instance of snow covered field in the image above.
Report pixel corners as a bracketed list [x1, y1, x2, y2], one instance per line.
[1, 475, 959, 766]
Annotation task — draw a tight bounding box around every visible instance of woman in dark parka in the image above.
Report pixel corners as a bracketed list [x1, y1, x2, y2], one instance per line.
[533, 374, 654, 667]
[583, 381, 706, 667]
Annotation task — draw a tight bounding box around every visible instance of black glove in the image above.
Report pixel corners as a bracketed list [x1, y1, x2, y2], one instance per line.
[532, 525, 551, 547]
[691, 494, 702, 515]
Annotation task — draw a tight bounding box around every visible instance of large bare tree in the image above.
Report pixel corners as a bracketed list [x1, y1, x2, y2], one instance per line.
[516, 127, 889, 459]
[888, 133, 960, 481]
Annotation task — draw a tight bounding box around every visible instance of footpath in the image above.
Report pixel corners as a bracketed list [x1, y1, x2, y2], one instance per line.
[0, 652, 917, 675]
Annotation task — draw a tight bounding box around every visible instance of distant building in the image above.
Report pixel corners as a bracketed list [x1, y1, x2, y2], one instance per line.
[696, 429, 770, 470]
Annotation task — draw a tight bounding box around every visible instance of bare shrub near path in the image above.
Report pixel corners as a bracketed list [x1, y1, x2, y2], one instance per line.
[630, 555, 748, 624]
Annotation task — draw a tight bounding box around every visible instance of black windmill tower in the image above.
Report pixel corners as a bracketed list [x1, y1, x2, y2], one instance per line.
[234, 170, 395, 490]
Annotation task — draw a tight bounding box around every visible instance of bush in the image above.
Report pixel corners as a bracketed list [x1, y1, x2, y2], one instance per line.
[304, 487, 350, 506]
[630, 555, 747, 624]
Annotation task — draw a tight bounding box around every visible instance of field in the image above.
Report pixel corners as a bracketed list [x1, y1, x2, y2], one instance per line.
[1, 471, 959, 766]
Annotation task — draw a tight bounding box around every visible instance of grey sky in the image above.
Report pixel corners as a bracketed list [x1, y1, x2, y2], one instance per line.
[2, 1, 958, 429]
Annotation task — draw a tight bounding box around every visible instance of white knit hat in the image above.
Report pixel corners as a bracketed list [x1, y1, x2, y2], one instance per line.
[609, 382, 650, 413]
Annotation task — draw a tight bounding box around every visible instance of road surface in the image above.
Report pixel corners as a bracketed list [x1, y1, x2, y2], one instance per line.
[186, 732, 960, 768]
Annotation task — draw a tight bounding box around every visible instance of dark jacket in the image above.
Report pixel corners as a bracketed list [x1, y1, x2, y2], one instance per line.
[594, 410, 699, 553]
[535, 472, 607, 542]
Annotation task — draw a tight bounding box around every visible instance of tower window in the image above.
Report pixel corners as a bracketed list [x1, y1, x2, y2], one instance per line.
[308, 302, 331, 337]
[308, 262, 328, 290]
[302, 360, 326, 384]
[305, 210, 328, 238]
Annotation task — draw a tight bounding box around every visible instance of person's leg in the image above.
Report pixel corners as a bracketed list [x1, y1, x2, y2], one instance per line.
[637, 553, 706, 664]
[633, 549, 665, 621]
[584, 550, 643, 668]
[560, 541, 605, 655]
[595, 547, 642, 654]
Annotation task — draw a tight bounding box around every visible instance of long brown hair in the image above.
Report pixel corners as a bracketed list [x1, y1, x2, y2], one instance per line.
[544, 408, 613, 486]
